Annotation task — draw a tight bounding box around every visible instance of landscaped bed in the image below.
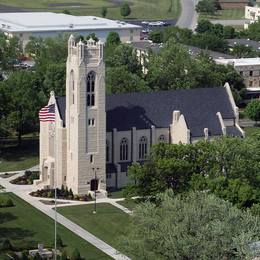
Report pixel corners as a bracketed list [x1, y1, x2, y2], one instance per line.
[30, 186, 93, 201]
[0, 193, 109, 259]
[0, 172, 17, 179]
[10, 170, 39, 185]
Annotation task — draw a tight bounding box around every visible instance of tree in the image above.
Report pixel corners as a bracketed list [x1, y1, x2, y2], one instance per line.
[196, 19, 214, 33]
[245, 100, 260, 123]
[231, 44, 257, 58]
[0, 239, 13, 251]
[196, 0, 217, 14]
[101, 7, 108, 18]
[246, 20, 260, 41]
[0, 32, 22, 71]
[43, 63, 66, 96]
[85, 33, 99, 42]
[148, 30, 163, 43]
[106, 32, 121, 47]
[146, 40, 197, 90]
[223, 25, 236, 39]
[62, 9, 71, 15]
[120, 3, 131, 18]
[106, 66, 148, 93]
[105, 44, 142, 74]
[71, 248, 81, 260]
[3, 71, 45, 144]
[122, 191, 260, 259]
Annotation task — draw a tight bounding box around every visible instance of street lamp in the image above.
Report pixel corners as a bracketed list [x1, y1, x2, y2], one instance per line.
[92, 167, 99, 214]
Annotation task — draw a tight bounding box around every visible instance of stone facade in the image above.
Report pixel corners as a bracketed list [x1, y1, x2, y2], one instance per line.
[36, 36, 244, 195]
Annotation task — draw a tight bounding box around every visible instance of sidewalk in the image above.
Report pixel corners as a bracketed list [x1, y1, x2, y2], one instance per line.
[0, 170, 130, 260]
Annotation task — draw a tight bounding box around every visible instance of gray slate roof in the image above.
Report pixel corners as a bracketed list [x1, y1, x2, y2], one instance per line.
[131, 41, 234, 59]
[228, 38, 260, 52]
[56, 87, 237, 138]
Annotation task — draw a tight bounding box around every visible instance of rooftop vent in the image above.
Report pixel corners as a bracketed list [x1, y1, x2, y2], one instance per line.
[69, 23, 74, 28]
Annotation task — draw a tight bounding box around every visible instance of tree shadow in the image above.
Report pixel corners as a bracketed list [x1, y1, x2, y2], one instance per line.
[0, 227, 35, 240]
[0, 212, 17, 224]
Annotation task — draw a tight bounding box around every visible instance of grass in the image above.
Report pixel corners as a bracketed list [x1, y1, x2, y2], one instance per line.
[199, 9, 244, 20]
[0, 0, 180, 20]
[0, 193, 109, 259]
[58, 203, 130, 255]
[244, 126, 260, 138]
[107, 189, 125, 199]
[117, 199, 138, 211]
[0, 137, 39, 172]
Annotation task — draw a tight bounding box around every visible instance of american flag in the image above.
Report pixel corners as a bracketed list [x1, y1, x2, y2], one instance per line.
[39, 104, 55, 122]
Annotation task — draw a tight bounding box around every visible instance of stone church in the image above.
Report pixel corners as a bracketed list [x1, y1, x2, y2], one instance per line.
[35, 35, 244, 196]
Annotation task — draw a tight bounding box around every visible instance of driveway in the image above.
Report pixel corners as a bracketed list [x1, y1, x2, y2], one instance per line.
[0, 171, 130, 260]
[210, 19, 246, 26]
[176, 0, 199, 30]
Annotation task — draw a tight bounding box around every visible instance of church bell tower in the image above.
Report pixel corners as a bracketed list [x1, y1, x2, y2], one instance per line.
[65, 35, 106, 195]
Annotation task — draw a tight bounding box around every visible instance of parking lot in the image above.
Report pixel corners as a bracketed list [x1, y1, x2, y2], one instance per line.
[125, 19, 176, 39]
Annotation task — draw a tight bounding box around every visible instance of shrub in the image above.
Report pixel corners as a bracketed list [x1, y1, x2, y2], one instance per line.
[71, 248, 81, 260]
[0, 238, 13, 251]
[5, 199, 14, 207]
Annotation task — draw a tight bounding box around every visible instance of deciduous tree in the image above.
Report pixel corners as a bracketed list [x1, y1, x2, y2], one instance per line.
[122, 191, 260, 259]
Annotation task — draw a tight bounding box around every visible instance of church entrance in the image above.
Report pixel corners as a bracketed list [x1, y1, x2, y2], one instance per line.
[90, 179, 99, 191]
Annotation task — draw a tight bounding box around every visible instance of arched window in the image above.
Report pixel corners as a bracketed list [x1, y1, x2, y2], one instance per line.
[106, 140, 110, 162]
[139, 136, 148, 160]
[120, 138, 128, 161]
[70, 70, 75, 105]
[86, 71, 95, 107]
[158, 135, 166, 143]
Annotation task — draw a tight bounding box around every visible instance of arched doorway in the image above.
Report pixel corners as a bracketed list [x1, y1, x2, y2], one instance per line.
[90, 178, 99, 191]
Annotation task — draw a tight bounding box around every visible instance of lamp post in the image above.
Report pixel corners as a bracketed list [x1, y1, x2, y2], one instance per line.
[92, 167, 99, 214]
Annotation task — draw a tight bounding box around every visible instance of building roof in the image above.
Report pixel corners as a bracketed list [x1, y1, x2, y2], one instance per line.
[55, 87, 238, 138]
[218, 0, 248, 2]
[215, 57, 260, 66]
[183, 45, 235, 59]
[131, 41, 234, 59]
[0, 12, 141, 33]
[228, 38, 260, 51]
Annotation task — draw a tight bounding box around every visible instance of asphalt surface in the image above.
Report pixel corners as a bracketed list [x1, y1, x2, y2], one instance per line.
[176, 0, 199, 30]
[210, 19, 247, 26]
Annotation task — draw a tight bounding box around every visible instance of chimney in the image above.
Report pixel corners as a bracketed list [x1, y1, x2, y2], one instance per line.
[204, 128, 209, 140]
[173, 110, 180, 124]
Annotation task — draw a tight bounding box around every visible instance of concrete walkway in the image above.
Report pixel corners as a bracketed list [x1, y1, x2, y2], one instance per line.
[0, 171, 130, 260]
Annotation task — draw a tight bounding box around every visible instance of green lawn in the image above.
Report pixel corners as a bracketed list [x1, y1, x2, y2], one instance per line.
[244, 126, 260, 138]
[107, 189, 125, 199]
[199, 9, 244, 20]
[0, 193, 109, 259]
[58, 203, 130, 255]
[0, 138, 39, 172]
[117, 199, 138, 211]
[0, 0, 180, 19]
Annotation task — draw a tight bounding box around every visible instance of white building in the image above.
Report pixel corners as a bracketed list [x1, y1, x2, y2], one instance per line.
[244, 5, 260, 28]
[35, 36, 244, 196]
[0, 12, 141, 49]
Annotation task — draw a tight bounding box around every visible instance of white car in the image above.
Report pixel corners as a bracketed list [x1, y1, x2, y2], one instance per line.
[148, 21, 164, 26]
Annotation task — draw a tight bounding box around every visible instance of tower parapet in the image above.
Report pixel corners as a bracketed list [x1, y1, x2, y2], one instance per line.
[68, 35, 103, 65]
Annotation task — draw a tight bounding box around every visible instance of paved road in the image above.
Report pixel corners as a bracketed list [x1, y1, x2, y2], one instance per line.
[0, 172, 130, 260]
[176, 0, 199, 30]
